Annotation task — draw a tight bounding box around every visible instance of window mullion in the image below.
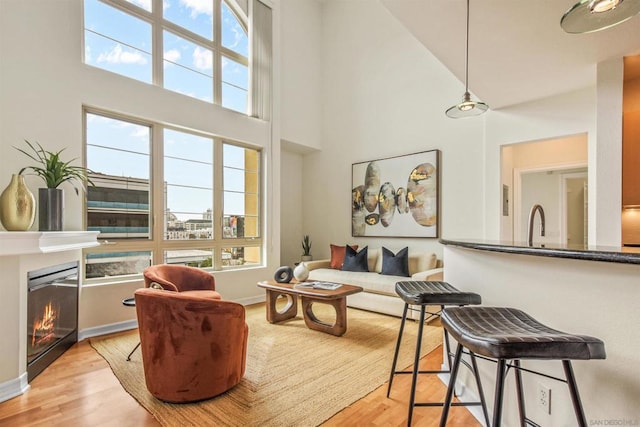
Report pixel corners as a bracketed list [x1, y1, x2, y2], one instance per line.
[213, 139, 224, 269]
[221, 47, 248, 67]
[151, 125, 164, 265]
[100, 0, 153, 21]
[152, 0, 163, 86]
[162, 21, 215, 48]
[214, 0, 222, 106]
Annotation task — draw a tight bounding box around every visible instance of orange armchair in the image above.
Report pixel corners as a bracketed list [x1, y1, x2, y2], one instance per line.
[143, 264, 221, 300]
[134, 287, 248, 403]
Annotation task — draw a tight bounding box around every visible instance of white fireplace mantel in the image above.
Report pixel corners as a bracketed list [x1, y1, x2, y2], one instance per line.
[0, 231, 100, 256]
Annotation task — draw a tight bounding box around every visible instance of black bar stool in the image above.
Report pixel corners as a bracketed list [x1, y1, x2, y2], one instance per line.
[387, 281, 488, 426]
[439, 306, 606, 427]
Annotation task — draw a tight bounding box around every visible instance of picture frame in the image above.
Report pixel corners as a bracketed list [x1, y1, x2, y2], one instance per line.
[351, 149, 440, 238]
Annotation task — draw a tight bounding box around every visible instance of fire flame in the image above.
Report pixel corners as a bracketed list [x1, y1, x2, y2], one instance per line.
[32, 301, 58, 347]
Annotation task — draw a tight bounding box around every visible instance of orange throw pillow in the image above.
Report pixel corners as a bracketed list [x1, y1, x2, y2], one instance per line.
[330, 244, 358, 269]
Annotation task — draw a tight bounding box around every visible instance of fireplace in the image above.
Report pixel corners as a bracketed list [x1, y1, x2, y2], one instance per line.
[27, 261, 79, 381]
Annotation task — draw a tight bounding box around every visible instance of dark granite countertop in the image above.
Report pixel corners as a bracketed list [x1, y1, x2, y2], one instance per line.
[440, 238, 640, 265]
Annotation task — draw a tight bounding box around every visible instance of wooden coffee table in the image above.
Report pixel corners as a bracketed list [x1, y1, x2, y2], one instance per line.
[256, 280, 363, 336]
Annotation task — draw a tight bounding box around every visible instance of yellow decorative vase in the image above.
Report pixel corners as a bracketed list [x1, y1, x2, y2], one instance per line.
[0, 174, 36, 231]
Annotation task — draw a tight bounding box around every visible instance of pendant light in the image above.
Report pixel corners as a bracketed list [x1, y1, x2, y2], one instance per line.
[561, 0, 640, 34]
[446, 0, 489, 119]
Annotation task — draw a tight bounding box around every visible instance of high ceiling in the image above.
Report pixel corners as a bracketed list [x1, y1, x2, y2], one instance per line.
[380, 0, 640, 109]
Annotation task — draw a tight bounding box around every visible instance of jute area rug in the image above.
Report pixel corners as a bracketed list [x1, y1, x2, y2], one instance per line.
[90, 303, 442, 427]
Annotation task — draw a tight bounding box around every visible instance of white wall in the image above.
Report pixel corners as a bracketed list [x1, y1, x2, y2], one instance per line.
[0, 0, 280, 331]
[303, 0, 485, 261]
[280, 0, 323, 150]
[278, 0, 322, 267]
[518, 169, 587, 245]
[279, 149, 304, 267]
[566, 176, 587, 245]
[500, 144, 514, 241]
[301, 1, 623, 263]
[520, 171, 561, 244]
[484, 87, 599, 243]
[595, 59, 624, 246]
[508, 134, 588, 169]
[501, 135, 588, 242]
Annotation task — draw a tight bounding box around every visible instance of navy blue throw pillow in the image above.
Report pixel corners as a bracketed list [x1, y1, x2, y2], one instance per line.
[342, 245, 369, 272]
[380, 247, 410, 277]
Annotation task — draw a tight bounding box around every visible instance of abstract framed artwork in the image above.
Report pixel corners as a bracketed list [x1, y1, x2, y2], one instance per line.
[352, 150, 440, 238]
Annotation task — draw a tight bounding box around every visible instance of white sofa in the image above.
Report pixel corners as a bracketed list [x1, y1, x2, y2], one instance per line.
[305, 248, 443, 319]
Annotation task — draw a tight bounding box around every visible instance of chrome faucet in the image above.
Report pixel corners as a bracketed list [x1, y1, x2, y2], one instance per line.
[528, 204, 545, 246]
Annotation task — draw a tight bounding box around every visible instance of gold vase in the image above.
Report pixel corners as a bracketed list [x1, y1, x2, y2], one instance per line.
[0, 174, 36, 231]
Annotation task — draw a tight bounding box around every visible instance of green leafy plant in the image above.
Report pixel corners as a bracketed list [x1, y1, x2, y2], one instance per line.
[302, 235, 312, 256]
[15, 140, 93, 194]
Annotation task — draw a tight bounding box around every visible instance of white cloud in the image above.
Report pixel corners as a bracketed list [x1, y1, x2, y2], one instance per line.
[128, 0, 151, 11]
[110, 120, 148, 139]
[164, 49, 181, 63]
[115, 121, 131, 128]
[85, 45, 92, 63]
[131, 127, 149, 138]
[226, 27, 243, 49]
[193, 47, 212, 71]
[181, 0, 213, 18]
[97, 44, 147, 65]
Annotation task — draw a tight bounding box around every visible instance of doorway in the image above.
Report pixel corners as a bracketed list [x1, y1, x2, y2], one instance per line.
[563, 172, 588, 245]
[514, 166, 587, 245]
[501, 133, 588, 244]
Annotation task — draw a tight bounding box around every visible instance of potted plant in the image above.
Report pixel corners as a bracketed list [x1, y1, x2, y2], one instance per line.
[301, 234, 312, 262]
[16, 140, 93, 231]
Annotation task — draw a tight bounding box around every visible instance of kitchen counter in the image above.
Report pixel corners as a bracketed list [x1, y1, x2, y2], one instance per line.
[440, 238, 640, 264]
[440, 239, 640, 426]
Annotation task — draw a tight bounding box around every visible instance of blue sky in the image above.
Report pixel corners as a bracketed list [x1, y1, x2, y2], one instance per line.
[84, 0, 251, 222]
[84, 0, 248, 108]
[86, 114, 249, 222]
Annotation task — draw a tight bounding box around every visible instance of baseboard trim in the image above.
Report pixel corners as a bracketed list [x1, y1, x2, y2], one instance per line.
[238, 294, 265, 306]
[0, 372, 29, 404]
[78, 319, 138, 341]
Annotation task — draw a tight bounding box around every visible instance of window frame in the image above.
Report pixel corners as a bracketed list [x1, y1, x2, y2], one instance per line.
[82, 107, 263, 284]
[83, 0, 249, 112]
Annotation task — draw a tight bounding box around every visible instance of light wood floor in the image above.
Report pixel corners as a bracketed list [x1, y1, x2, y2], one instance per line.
[0, 331, 480, 427]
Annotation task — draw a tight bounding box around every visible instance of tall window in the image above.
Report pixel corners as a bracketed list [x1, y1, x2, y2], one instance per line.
[84, 0, 249, 113]
[86, 113, 151, 240]
[164, 129, 213, 240]
[84, 110, 262, 280]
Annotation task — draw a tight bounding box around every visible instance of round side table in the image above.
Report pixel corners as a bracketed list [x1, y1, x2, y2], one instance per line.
[122, 297, 140, 361]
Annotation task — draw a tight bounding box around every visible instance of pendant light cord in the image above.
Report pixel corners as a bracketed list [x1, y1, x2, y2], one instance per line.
[445, 0, 489, 117]
[464, 0, 470, 93]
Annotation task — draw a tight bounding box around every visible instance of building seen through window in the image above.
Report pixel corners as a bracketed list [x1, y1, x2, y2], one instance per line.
[84, 111, 261, 279]
[87, 174, 150, 239]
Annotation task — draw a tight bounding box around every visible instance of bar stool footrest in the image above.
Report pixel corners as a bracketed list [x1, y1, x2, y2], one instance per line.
[392, 369, 449, 375]
[415, 402, 484, 408]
